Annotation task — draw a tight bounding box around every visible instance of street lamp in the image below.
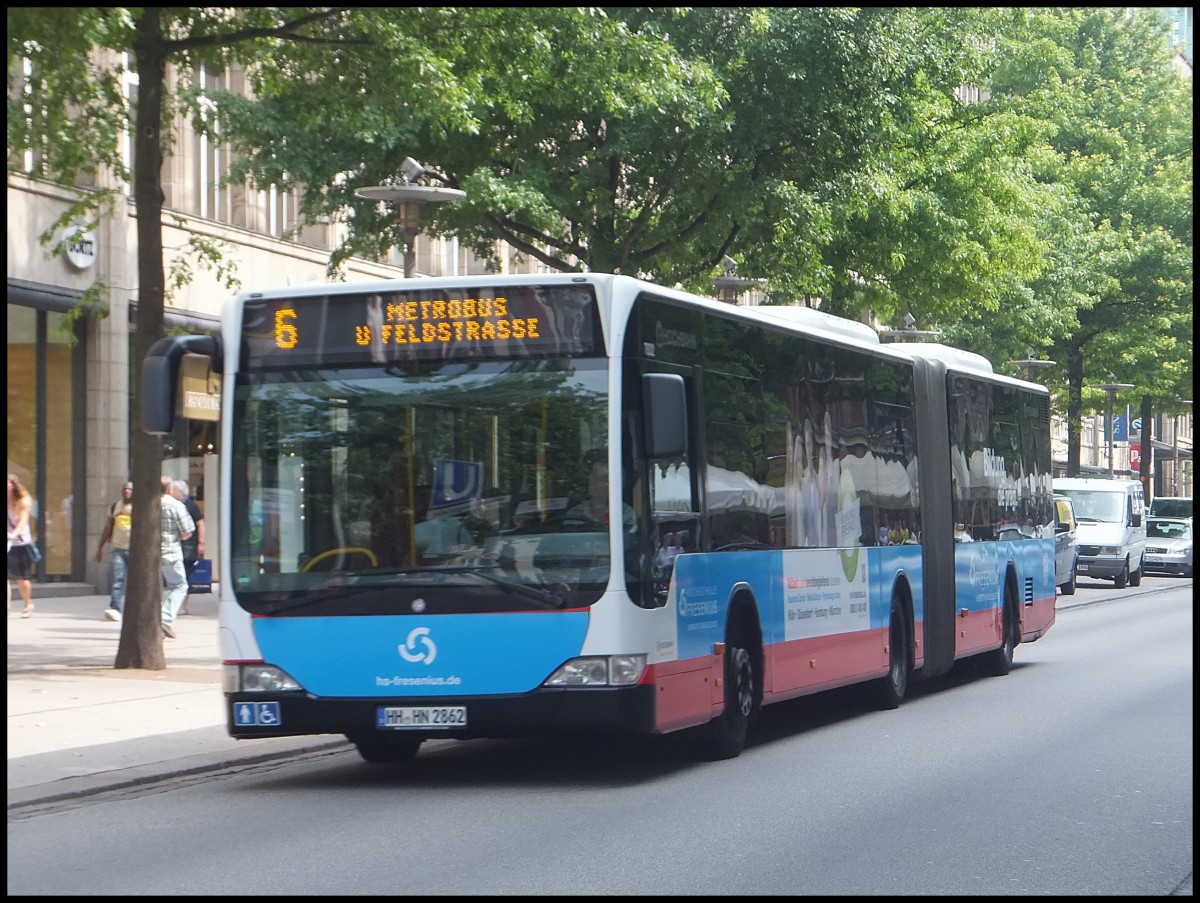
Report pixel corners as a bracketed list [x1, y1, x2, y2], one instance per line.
[711, 256, 765, 303]
[354, 157, 465, 277]
[878, 312, 940, 343]
[1094, 381, 1134, 477]
[1006, 354, 1056, 381]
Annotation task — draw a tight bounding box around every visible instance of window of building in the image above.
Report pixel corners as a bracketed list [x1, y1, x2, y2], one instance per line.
[7, 303, 82, 580]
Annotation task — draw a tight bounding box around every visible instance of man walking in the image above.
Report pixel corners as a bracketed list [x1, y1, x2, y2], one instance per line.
[159, 476, 195, 638]
[94, 480, 133, 622]
[170, 479, 204, 616]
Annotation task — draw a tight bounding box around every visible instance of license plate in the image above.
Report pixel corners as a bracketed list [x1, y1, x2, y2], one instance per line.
[377, 706, 467, 730]
[1077, 563, 1089, 572]
[1145, 556, 1161, 564]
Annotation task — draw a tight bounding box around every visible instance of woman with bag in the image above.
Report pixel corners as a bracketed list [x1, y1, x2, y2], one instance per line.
[7, 474, 36, 618]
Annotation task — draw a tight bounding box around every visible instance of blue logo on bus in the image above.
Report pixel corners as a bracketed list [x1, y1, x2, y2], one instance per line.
[234, 701, 281, 727]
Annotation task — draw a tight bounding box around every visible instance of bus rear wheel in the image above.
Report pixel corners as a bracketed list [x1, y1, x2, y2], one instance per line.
[980, 587, 1016, 677]
[348, 734, 423, 764]
[872, 598, 909, 710]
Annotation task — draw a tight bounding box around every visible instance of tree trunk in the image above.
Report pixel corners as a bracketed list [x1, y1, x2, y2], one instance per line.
[116, 9, 168, 670]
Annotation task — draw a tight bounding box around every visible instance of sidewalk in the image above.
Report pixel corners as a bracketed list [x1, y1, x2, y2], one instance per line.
[7, 590, 345, 809]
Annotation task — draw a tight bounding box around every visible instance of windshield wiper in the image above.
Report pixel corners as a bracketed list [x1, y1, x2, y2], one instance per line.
[432, 564, 570, 609]
[261, 584, 378, 615]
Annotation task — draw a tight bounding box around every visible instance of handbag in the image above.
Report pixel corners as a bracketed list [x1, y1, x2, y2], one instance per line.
[29, 542, 43, 564]
[188, 557, 213, 594]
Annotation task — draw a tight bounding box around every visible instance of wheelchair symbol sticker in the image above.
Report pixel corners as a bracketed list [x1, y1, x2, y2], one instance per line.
[234, 701, 281, 727]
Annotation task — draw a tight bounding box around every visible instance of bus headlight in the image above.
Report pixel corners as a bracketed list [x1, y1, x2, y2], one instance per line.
[225, 663, 302, 693]
[607, 654, 647, 686]
[543, 654, 647, 688]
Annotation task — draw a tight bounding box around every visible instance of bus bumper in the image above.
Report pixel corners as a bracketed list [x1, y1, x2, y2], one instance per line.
[226, 684, 659, 741]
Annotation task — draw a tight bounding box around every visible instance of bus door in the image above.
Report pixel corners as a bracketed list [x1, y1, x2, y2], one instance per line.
[640, 373, 696, 607]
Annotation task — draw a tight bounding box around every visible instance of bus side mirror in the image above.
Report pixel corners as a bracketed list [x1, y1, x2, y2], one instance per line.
[142, 334, 222, 435]
[643, 373, 687, 459]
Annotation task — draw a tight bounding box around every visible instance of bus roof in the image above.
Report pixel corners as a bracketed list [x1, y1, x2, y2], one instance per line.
[233, 272, 1042, 391]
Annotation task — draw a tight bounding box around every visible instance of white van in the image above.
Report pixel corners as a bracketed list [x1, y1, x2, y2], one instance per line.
[1052, 477, 1146, 588]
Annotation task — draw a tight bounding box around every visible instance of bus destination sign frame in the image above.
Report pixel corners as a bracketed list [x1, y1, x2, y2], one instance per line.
[242, 284, 602, 368]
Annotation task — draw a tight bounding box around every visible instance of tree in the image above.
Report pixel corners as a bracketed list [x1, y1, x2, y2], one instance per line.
[206, 7, 719, 277]
[11, 7, 1191, 617]
[7, 7, 353, 669]
[212, 6, 1043, 319]
[961, 8, 1193, 475]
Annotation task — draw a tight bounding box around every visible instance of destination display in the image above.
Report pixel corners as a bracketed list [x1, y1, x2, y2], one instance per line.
[241, 284, 602, 367]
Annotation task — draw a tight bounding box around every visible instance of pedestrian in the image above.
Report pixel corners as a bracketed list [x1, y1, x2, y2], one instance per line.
[170, 479, 204, 615]
[95, 480, 133, 622]
[7, 474, 36, 618]
[159, 476, 195, 638]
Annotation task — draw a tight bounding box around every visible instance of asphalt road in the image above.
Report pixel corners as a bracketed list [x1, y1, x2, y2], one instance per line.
[7, 576, 1193, 896]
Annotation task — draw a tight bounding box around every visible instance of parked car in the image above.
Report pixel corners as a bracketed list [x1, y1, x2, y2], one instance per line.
[1052, 477, 1146, 588]
[1053, 494, 1079, 595]
[1143, 517, 1193, 578]
[1149, 496, 1192, 520]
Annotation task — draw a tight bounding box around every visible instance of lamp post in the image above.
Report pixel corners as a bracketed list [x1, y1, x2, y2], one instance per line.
[1095, 382, 1134, 477]
[355, 158, 465, 278]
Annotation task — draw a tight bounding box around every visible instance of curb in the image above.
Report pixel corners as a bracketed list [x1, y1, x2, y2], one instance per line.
[8, 738, 352, 813]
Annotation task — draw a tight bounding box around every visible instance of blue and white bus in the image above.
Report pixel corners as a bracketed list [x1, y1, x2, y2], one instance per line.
[144, 274, 1056, 762]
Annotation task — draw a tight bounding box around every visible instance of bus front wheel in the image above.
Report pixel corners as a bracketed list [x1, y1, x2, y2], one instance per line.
[1114, 560, 1129, 589]
[349, 734, 423, 764]
[693, 623, 756, 761]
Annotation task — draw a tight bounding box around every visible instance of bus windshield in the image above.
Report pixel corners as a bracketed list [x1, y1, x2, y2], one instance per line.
[228, 358, 612, 614]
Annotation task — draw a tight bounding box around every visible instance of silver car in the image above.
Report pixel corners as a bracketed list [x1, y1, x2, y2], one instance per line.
[1143, 517, 1193, 578]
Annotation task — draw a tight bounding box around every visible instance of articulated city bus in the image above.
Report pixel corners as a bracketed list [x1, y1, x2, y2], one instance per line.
[143, 273, 1056, 762]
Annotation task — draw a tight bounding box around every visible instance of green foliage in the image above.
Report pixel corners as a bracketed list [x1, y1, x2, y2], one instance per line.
[979, 7, 1192, 410]
[9, 7, 1193, 425]
[7, 9, 133, 185]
